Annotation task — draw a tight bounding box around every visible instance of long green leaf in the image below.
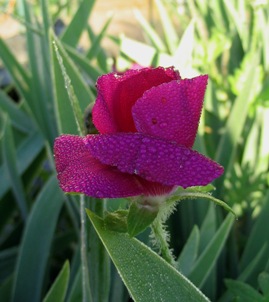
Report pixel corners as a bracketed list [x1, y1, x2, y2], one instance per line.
[61, 0, 95, 47]
[154, 0, 179, 53]
[225, 279, 263, 302]
[22, 0, 57, 145]
[0, 37, 31, 101]
[0, 130, 44, 199]
[86, 209, 209, 302]
[240, 190, 269, 270]
[176, 225, 200, 276]
[188, 213, 234, 288]
[43, 261, 70, 302]
[51, 33, 94, 135]
[215, 52, 260, 191]
[0, 91, 34, 133]
[2, 115, 28, 221]
[133, 9, 167, 52]
[86, 15, 113, 59]
[12, 176, 64, 302]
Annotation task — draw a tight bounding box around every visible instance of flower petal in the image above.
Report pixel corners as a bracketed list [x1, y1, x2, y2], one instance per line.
[86, 133, 224, 188]
[92, 67, 181, 133]
[132, 75, 208, 147]
[54, 135, 173, 198]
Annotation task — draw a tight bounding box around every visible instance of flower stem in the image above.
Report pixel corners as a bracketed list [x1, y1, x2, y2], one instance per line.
[80, 194, 92, 302]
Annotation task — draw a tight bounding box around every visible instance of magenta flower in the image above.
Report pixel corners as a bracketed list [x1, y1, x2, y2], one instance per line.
[54, 67, 223, 199]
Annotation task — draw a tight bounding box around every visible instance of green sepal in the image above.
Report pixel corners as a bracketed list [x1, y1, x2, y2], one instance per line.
[104, 210, 128, 233]
[127, 201, 159, 237]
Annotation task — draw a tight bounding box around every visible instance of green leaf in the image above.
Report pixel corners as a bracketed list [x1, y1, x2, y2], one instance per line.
[43, 261, 70, 302]
[51, 33, 94, 134]
[176, 225, 200, 276]
[154, 0, 179, 53]
[258, 272, 269, 296]
[65, 45, 102, 85]
[2, 115, 28, 221]
[188, 213, 234, 288]
[86, 15, 113, 59]
[215, 52, 260, 191]
[86, 209, 210, 302]
[240, 191, 269, 270]
[0, 37, 31, 101]
[22, 0, 57, 145]
[61, 0, 95, 47]
[225, 279, 264, 302]
[133, 9, 166, 52]
[0, 130, 44, 199]
[0, 91, 34, 133]
[127, 201, 159, 237]
[0, 247, 17, 284]
[12, 176, 64, 302]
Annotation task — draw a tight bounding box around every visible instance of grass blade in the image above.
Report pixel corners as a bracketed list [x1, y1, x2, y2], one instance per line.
[188, 213, 234, 288]
[154, 0, 179, 53]
[2, 115, 28, 221]
[61, 0, 95, 47]
[0, 37, 31, 101]
[12, 176, 64, 302]
[51, 33, 94, 135]
[176, 225, 200, 276]
[0, 131, 44, 199]
[43, 261, 70, 302]
[0, 90, 34, 133]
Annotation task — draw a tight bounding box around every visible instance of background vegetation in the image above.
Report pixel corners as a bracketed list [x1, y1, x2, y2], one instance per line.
[0, 0, 269, 301]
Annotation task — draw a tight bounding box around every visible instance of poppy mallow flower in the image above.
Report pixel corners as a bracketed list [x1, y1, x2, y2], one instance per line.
[54, 66, 223, 199]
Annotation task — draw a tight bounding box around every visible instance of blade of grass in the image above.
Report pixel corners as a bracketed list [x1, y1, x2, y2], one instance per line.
[240, 190, 269, 270]
[43, 261, 70, 302]
[154, 0, 179, 53]
[65, 45, 102, 85]
[0, 130, 44, 199]
[2, 115, 28, 221]
[61, 0, 95, 47]
[188, 213, 234, 288]
[215, 52, 260, 192]
[86, 25, 108, 72]
[0, 90, 34, 133]
[133, 9, 167, 52]
[0, 37, 31, 101]
[22, 0, 57, 145]
[12, 176, 64, 302]
[86, 15, 113, 59]
[176, 225, 200, 276]
[51, 33, 94, 134]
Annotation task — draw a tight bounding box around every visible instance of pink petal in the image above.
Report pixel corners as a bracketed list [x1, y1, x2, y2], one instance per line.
[54, 135, 173, 198]
[92, 67, 181, 134]
[132, 75, 208, 148]
[86, 133, 224, 188]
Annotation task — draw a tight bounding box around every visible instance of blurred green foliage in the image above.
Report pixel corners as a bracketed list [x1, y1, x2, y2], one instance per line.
[0, 0, 269, 301]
